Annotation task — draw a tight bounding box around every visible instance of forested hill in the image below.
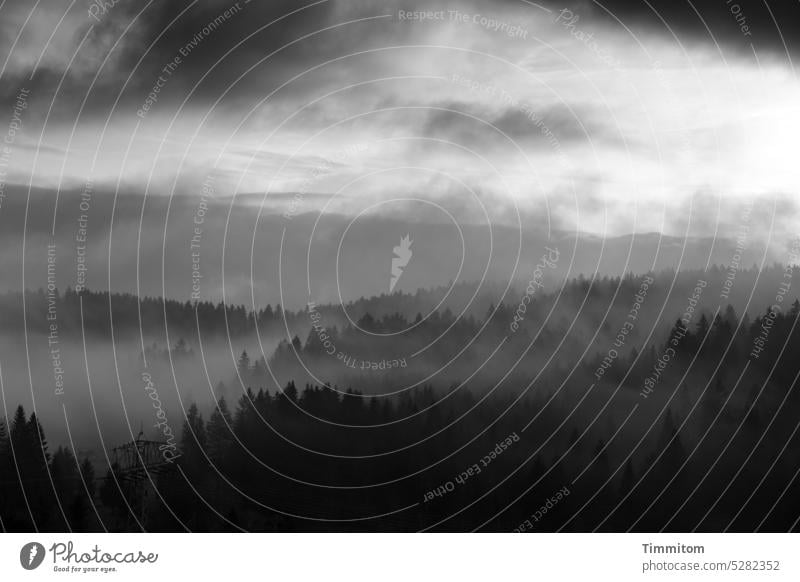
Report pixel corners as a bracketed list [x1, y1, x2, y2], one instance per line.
[1, 263, 795, 344]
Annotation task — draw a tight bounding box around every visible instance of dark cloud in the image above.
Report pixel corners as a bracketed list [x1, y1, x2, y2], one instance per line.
[0, 0, 796, 244]
[1, 0, 796, 127]
[557, 0, 798, 60]
[0, 0, 353, 123]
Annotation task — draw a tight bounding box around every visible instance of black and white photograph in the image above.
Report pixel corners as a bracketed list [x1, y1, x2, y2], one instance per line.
[0, 0, 799, 578]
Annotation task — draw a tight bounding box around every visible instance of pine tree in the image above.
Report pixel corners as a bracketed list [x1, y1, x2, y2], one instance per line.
[99, 464, 128, 524]
[80, 457, 96, 500]
[28, 413, 51, 464]
[283, 380, 298, 403]
[0, 418, 7, 472]
[0, 418, 8, 523]
[237, 350, 251, 384]
[69, 457, 96, 532]
[619, 459, 635, 494]
[180, 404, 207, 479]
[206, 397, 233, 466]
[51, 446, 77, 505]
[251, 358, 266, 387]
[723, 304, 738, 326]
[26, 412, 54, 528]
[3, 407, 30, 528]
[696, 314, 709, 338]
[10, 405, 26, 446]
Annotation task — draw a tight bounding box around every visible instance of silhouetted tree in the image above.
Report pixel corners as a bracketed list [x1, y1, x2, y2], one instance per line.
[180, 404, 207, 480]
[206, 397, 233, 467]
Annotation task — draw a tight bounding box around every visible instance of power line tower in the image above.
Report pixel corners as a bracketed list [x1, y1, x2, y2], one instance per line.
[110, 430, 174, 528]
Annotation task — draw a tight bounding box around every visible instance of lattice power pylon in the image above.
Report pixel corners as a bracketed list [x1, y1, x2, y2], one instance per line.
[107, 433, 175, 529]
[111, 433, 172, 481]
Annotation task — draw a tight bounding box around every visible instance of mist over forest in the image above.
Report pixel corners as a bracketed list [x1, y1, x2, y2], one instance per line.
[3, 260, 800, 531]
[2, 0, 800, 542]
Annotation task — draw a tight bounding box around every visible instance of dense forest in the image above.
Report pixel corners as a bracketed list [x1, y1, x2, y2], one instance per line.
[2, 264, 800, 531]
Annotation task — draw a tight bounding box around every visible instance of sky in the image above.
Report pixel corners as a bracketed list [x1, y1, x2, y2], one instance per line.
[0, 0, 799, 302]
[1, 0, 799, 451]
